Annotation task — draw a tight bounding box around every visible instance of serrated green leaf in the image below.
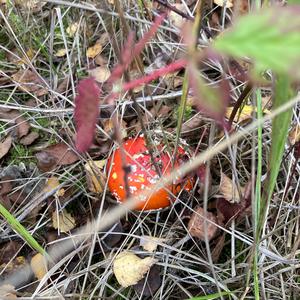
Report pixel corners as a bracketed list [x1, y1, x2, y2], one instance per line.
[213, 6, 300, 78]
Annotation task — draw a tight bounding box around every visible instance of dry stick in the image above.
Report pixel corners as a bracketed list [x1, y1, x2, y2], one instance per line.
[1, 95, 299, 288]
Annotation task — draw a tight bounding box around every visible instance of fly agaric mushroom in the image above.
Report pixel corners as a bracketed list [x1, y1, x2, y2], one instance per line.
[106, 136, 194, 211]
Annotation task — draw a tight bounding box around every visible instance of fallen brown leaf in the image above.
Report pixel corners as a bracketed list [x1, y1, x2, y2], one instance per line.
[216, 198, 242, 225]
[181, 114, 203, 134]
[0, 135, 12, 159]
[88, 66, 111, 83]
[0, 241, 22, 264]
[52, 209, 76, 232]
[133, 265, 161, 297]
[289, 124, 300, 145]
[211, 233, 225, 262]
[19, 131, 39, 145]
[36, 143, 79, 171]
[219, 173, 244, 203]
[12, 69, 47, 96]
[15, 115, 30, 138]
[85, 160, 106, 193]
[0, 109, 32, 139]
[188, 206, 218, 241]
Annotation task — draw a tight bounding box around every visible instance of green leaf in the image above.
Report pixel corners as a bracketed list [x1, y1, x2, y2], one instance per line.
[213, 6, 300, 78]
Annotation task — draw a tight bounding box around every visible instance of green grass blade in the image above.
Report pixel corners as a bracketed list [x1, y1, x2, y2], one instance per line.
[259, 76, 294, 230]
[188, 290, 233, 300]
[253, 88, 263, 300]
[0, 203, 46, 255]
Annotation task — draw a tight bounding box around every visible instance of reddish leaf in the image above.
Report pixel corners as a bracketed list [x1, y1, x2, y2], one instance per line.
[216, 198, 242, 225]
[74, 78, 101, 152]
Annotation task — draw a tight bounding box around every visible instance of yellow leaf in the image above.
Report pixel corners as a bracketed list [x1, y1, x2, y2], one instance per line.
[88, 66, 111, 83]
[113, 252, 157, 287]
[66, 22, 79, 37]
[84, 160, 106, 193]
[44, 177, 65, 197]
[86, 42, 102, 58]
[225, 105, 270, 123]
[219, 173, 244, 203]
[214, 0, 233, 8]
[52, 209, 75, 233]
[31, 253, 47, 280]
[55, 48, 67, 57]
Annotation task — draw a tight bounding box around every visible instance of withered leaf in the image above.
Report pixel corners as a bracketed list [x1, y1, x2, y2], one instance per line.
[86, 42, 102, 58]
[289, 124, 300, 145]
[113, 252, 157, 288]
[188, 206, 218, 241]
[219, 173, 245, 204]
[52, 209, 76, 232]
[19, 131, 39, 145]
[133, 265, 161, 297]
[0, 135, 12, 159]
[31, 253, 47, 280]
[15, 115, 30, 138]
[85, 160, 106, 193]
[211, 233, 226, 262]
[36, 143, 79, 171]
[89, 66, 111, 83]
[0, 241, 22, 264]
[216, 198, 242, 225]
[12, 69, 47, 96]
[181, 114, 203, 134]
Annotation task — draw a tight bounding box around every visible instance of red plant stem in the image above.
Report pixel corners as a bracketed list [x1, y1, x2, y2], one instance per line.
[108, 32, 135, 83]
[122, 58, 187, 92]
[133, 13, 166, 58]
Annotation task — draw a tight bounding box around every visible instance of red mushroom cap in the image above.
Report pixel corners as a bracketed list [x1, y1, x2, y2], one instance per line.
[106, 136, 194, 211]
